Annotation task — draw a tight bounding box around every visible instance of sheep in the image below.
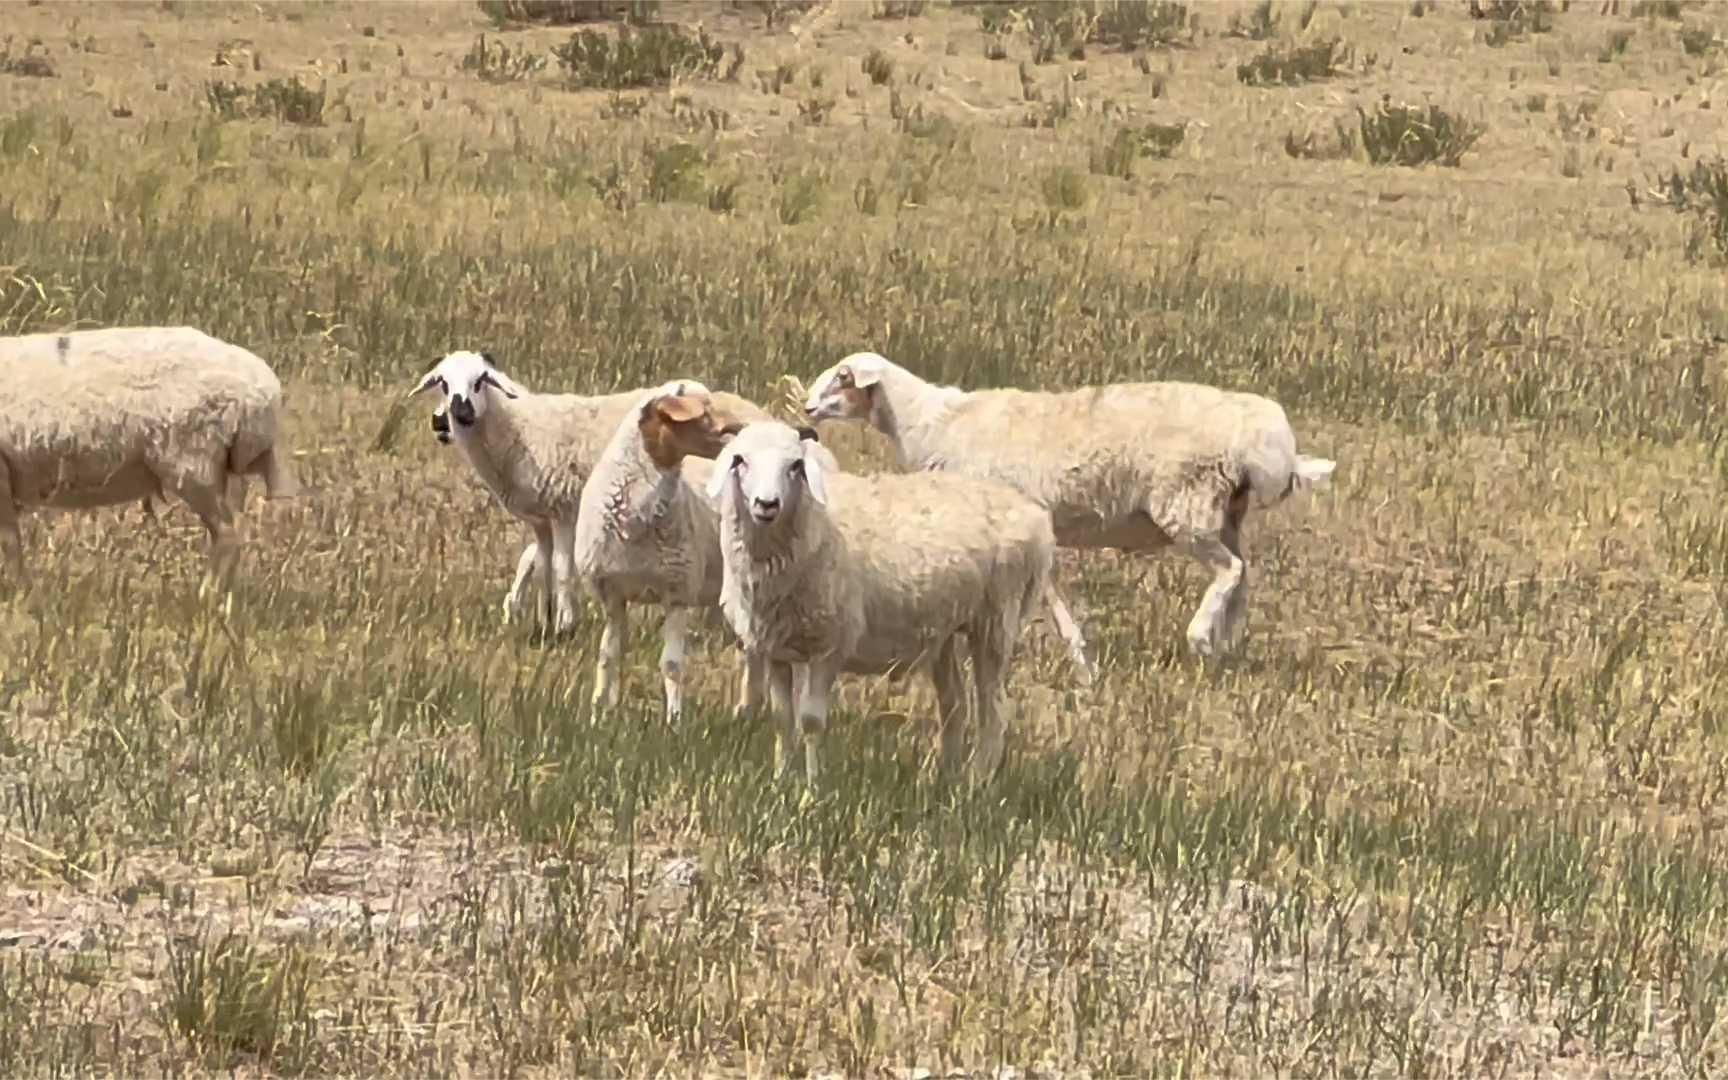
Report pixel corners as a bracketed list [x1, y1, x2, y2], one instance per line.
[572, 378, 764, 720]
[707, 420, 1055, 782]
[0, 325, 297, 575]
[800, 351, 1335, 665]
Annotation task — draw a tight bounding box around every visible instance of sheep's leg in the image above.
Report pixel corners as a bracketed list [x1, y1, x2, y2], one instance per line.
[931, 635, 969, 775]
[735, 647, 768, 721]
[970, 623, 1012, 780]
[1043, 579, 1096, 685]
[502, 541, 538, 625]
[0, 466, 21, 570]
[1219, 513, 1250, 649]
[550, 519, 578, 635]
[175, 476, 240, 583]
[530, 522, 557, 633]
[591, 591, 626, 714]
[659, 608, 691, 722]
[767, 659, 798, 779]
[1178, 534, 1245, 658]
[798, 660, 840, 784]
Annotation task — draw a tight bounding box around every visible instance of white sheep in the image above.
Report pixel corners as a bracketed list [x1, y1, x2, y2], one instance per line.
[0, 325, 297, 575]
[573, 379, 771, 719]
[801, 351, 1335, 665]
[708, 420, 1054, 782]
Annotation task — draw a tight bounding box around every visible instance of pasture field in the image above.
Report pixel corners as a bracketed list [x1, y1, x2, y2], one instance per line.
[4, 0, 1728, 1074]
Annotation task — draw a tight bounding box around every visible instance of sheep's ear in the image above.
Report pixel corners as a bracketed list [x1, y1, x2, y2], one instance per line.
[844, 354, 885, 388]
[801, 440, 830, 507]
[706, 448, 738, 501]
[655, 394, 706, 424]
[479, 350, 499, 368]
[410, 369, 444, 396]
[479, 370, 523, 399]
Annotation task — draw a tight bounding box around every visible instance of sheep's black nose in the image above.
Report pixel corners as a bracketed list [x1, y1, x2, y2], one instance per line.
[450, 396, 476, 426]
[753, 496, 781, 514]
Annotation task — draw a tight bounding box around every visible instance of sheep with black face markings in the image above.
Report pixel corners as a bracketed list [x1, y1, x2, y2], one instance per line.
[709, 420, 1053, 782]
[801, 351, 1335, 667]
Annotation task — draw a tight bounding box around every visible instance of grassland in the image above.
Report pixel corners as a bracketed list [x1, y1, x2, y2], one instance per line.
[3, 0, 1728, 1074]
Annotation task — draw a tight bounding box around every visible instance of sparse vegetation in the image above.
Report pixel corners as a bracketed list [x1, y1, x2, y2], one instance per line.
[0, 39, 55, 78]
[4, 0, 1728, 1074]
[202, 76, 326, 125]
[862, 46, 894, 85]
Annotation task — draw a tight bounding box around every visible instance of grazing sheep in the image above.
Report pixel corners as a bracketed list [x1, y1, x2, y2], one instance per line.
[572, 379, 760, 719]
[801, 351, 1335, 664]
[708, 420, 1054, 782]
[0, 326, 297, 575]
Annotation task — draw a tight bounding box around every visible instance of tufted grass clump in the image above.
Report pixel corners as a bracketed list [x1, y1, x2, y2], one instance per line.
[1652, 155, 1728, 262]
[203, 77, 326, 125]
[476, 0, 659, 28]
[460, 33, 550, 82]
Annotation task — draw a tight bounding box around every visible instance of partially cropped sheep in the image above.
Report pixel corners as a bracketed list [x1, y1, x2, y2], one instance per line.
[0, 326, 297, 574]
[708, 420, 1054, 781]
[573, 379, 772, 719]
[801, 351, 1335, 664]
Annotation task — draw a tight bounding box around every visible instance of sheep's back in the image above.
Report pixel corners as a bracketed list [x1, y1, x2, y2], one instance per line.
[925, 381, 1297, 523]
[0, 327, 283, 501]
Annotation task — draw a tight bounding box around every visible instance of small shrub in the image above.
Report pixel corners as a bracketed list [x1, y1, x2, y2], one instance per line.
[553, 25, 739, 90]
[1040, 165, 1088, 213]
[476, 0, 658, 27]
[872, 0, 928, 16]
[1356, 98, 1484, 167]
[1468, 0, 1554, 32]
[1237, 37, 1352, 85]
[1628, 0, 1684, 18]
[1598, 28, 1635, 62]
[975, 1, 1188, 56]
[460, 33, 549, 82]
[643, 140, 705, 202]
[863, 48, 895, 85]
[163, 931, 317, 1065]
[252, 77, 326, 125]
[1652, 155, 1728, 262]
[776, 170, 824, 225]
[1284, 121, 1358, 160]
[0, 40, 56, 78]
[1524, 92, 1548, 111]
[202, 78, 325, 125]
[1679, 26, 1718, 55]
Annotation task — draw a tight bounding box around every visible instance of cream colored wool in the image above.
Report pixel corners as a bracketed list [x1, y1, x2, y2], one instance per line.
[709, 420, 1053, 782]
[801, 351, 1335, 663]
[0, 325, 296, 573]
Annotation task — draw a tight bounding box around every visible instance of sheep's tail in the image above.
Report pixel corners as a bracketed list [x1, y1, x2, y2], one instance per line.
[1290, 455, 1336, 497]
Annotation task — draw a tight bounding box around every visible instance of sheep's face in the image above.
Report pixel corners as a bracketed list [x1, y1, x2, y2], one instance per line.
[803, 352, 887, 425]
[411, 350, 525, 433]
[708, 422, 829, 526]
[637, 380, 747, 470]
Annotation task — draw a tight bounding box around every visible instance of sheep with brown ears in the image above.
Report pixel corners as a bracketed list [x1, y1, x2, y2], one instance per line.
[801, 351, 1335, 666]
[572, 379, 768, 720]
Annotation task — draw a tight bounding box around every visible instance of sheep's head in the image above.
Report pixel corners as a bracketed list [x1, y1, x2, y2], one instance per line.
[707, 421, 830, 526]
[636, 380, 749, 469]
[802, 351, 890, 425]
[411, 350, 526, 434]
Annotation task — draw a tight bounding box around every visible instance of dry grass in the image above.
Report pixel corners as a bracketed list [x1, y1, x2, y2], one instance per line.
[3, 0, 1728, 1075]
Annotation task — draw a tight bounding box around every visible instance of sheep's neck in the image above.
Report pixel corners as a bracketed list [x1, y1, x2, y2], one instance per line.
[871, 365, 968, 471]
[606, 461, 683, 541]
[457, 399, 533, 506]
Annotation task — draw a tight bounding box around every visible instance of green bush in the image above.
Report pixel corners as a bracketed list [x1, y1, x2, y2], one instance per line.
[1356, 98, 1483, 167]
[553, 24, 740, 89]
[1237, 37, 1351, 86]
